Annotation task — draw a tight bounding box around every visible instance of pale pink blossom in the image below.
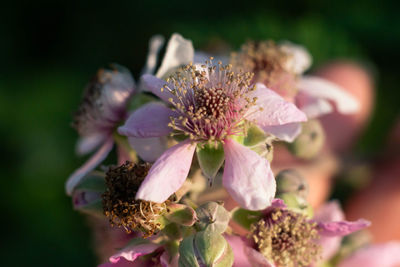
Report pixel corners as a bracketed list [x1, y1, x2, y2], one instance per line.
[119, 63, 307, 210]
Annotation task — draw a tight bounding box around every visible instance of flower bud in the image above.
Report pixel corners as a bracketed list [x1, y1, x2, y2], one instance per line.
[276, 193, 313, 218]
[72, 172, 106, 217]
[179, 229, 234, 267]
[288, 119, 325, 159]
[276, 169, 309, 199]
[195, 202, 230, 234]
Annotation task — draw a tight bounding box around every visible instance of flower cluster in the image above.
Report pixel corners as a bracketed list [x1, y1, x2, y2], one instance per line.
[66, 33, 400, 267]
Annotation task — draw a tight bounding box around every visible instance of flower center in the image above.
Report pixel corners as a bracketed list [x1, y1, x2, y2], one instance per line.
[165, 61, 256, 144]
[102, 161, 169, 237]
[250, 208, 321, 267]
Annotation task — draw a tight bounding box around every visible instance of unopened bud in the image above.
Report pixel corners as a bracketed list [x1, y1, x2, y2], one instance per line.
[288, 119, 325, 159]
[179, 229, 234, 267]
[276, 169, 308, 199]
[195, 202, 230, 234]
[276, 193, 313, 217]
[72, 172, 106, 217]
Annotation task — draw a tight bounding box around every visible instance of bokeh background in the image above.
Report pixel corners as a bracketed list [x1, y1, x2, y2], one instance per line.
[1, 0, 399, 266]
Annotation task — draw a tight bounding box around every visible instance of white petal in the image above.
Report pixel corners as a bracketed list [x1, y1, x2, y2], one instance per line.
[279, 42, 312, 75]
[298, 76, 360, 114]
[155, 33, 194, 78]
[76, 134, 107, 155]
[141, 35, 165, 76]
[262, 122, 302, 142]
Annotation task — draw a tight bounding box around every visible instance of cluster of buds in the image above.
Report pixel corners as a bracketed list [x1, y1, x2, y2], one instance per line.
[66, 33, 382, 267]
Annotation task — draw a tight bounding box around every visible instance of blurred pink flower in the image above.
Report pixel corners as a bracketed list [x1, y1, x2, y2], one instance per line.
[119, 63, 307, 210]
[66, 33, 194, 195]
[227, 199, 369, 266]
[66, 65, 135, 195]
[338, 242, 400, 267]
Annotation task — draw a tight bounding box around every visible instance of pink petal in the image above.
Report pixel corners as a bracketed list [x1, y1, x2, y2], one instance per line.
[160, 251, 179, 267]
[339, 242, 400, 267]
[314, 201, 346, 260]
[297, 76, 360, 114]
[109, 243, 159, 263]
[140, 74, 177, 104]
[127, 136, 168, 162]
[247, 83, 307, 128]
[118, 102, 174, 138]
[261, 122, 302, 142]
[245, 247, 275, 267]
[155, 33, 194, 78]
[296, 91, 334, 118]
[314, 201, 345, 223]
[136, 140, 196, 203]
[318, 219, 371, 237]
[98, 258, 136, 267]
[66, 137, 114, 195]
[76, 134, 108, 155]
[222, 138, 276, 210]
[224, 235, 253, 267]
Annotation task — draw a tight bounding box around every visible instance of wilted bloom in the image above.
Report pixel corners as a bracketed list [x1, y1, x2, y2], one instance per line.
[66, 64, 135, 195]
[229, 199, 369, 266]
[66, 34, 194, 195]
[99, 237, 179, 267]
[231, 40, 360, 141]
[119, 61, 307, 210]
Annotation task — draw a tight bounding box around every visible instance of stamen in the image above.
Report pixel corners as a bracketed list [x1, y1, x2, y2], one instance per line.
[250, 208, 321, 267]
[163, 61, 256, 145]
[102, 161, 169, 238]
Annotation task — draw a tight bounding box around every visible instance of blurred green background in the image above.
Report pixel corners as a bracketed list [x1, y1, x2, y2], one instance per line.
[1, 0, 399, 266]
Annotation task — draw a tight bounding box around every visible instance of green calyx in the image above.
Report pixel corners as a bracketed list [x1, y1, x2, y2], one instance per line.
[196, 142, 225, 182]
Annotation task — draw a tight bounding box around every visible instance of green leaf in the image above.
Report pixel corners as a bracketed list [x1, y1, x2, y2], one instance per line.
[231, 208, 262, 230]
[196, 142, 225, 180]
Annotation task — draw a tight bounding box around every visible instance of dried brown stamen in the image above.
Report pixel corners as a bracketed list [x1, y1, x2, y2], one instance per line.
[102, 161, 169, 238]
[250, 208, 321, 267]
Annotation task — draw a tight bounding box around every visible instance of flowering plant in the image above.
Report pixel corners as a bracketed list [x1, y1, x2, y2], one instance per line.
[66, 33, 400, 266]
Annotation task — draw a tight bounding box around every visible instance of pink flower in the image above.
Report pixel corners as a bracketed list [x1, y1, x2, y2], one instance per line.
[338, 242, 400, 267]
[66, 65, 135, 195]
[232, 41, 360, 141]
[119, 62, 307, 210]
[98, 237, 178, 267]
[227, 199, 370, 266]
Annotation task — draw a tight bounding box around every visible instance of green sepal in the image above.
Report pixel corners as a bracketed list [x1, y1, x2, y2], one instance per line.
[179, 236, 200, 267]
[195, 202, 230, 234]
[243, 124, 267, 147]
[196, 142, 225, 180]
[163, 223, 182, 240]
[230, 208, 262, 230]
[165, 203, 197, 226]
[194, 229, 233, 267]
